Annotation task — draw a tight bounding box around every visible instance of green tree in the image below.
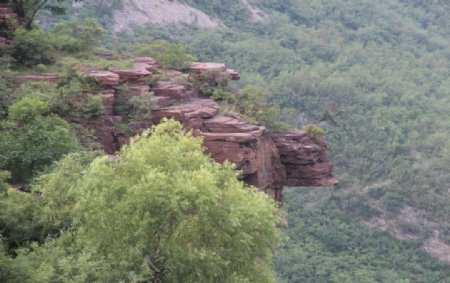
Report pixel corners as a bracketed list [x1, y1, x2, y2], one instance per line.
[51, 18, 105, 52]
[0, 187, 42, 252]
[137, 40, 195, 70]
[0, 96, 81, 181]
[9, 0, 68, 29]
[15, 119, 282, 282]
[12, 27, 55, 66]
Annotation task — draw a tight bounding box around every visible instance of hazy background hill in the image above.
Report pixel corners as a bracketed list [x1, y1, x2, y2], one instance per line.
[45, 0, 450, 281]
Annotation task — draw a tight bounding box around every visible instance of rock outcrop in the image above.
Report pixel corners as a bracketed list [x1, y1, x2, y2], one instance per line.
[15, 56, 337, 202]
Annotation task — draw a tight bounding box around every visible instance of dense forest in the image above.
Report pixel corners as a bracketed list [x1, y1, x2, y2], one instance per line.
[118, 0, 450, 281]
[1, 0, 450, 282]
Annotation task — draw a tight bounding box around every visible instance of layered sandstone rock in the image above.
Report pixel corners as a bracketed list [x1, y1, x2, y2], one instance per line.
[271, 132, 337, 187]
[189, 62, 240, 81]
[86, 70, 120, 86]
[15, 73, 59, 83]
[14, 55, 336, 201]
[189, 62, 226, 73]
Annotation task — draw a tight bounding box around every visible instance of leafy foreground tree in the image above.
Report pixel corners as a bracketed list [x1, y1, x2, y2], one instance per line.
[4, 119, 282, 283]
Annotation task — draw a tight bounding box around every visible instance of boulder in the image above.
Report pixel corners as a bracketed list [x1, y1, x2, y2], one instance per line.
[133, 57, 157, 71]
[189, 62, 226, 73]
[203, 115, 261, 133]
[189, 63, 240, 80]
[151, 99, 220, 130]
[271, 132, 338, 187]
[112, 68, 151, 81]
[226, 69, 240, 80]
[151, 81, 188, 98]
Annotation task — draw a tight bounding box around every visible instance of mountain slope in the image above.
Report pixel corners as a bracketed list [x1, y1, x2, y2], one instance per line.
[42, 0, 450, 281]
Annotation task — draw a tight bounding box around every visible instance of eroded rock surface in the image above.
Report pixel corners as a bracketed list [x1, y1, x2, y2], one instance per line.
[14, 55, 336, 201]
[271, 132, 337, 187]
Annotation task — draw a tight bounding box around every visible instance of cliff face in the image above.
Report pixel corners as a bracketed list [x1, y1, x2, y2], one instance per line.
[16, 56, 337, 201]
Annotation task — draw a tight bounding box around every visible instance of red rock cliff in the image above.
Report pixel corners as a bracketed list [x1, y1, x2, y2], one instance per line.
[17, 56, 337, 201]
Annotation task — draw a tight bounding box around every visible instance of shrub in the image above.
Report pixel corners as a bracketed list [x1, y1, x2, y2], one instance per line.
[0, 187, 42, 251]
[53, 80, 105, 119]
[8, 96, 50, 123]
[0, 170, 10, 193]
[113, 84, 155, 122]
[191, 69, 231, 97]
[12, 28, 55, 66]
[398, 220, 423, 236]
[0, 98, 81, 181]
[52, 59, 105, 119]
[0, 75, 15, 119]
[368, 186, 386, 199]
[128, 92, 155, 121]
[235, 85, 293, 131]
[0, 239, 15, 281]
[383, 192, 404, 213]
[303, 124, 325, 139]
[137, 40, 195, 70]
[52, 18, 106, 53]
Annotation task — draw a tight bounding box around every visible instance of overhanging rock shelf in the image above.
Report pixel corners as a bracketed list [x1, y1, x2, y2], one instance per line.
[17, 57, 337, 202]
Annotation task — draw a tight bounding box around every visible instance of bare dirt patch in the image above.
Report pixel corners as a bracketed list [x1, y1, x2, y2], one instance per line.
[114, 0, 221, 32]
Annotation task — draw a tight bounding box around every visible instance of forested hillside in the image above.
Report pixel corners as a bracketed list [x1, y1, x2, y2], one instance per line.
[98, 0, 450, 281]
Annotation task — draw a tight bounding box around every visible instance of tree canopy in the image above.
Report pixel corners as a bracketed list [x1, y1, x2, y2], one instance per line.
[0, 119, 282, 282]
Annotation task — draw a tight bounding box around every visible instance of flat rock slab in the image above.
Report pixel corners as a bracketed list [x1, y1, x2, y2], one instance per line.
[204, 115, 261, 133]
[15, 73, 58, 83]
[226, 69, 240, 80]
[86, 70, 120, 86]
[152, 81, 188, 98]
[189, 62, 226, 73]
[112, 68, 152, 81]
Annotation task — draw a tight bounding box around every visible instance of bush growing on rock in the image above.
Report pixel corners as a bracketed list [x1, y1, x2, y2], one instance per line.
[51, 59, 105, 119]
[191, 69, 232, 99]
[12, 28, 55, 66]
[128, 91, 155, 121]
[303, 124, 325, 139]
[234, 85, 293, 132]
[137, 40, 195, 70]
